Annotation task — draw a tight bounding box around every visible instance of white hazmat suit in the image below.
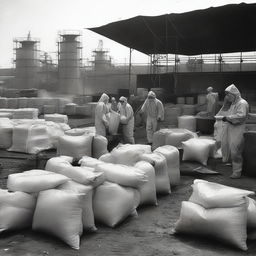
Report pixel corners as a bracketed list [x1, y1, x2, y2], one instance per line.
[95, 93, 110, 137]
[119, 96, 135, 144]
[220, 84, 249, 178]
[206, 87, 219, 117]
[141, 91, 164, 144]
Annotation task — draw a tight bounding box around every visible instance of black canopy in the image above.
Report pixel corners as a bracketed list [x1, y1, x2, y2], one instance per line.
[88, 3, 256, 56]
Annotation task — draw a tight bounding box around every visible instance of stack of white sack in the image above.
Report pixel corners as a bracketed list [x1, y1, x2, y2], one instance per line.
[45, 156, 105, 188]
[152, 128, 198, 150]
[57, 133, 94, 159]
[44, 113, 68, 124]
[153, 145, 180, 186]
[139, 152, 171, 195]
[13, 108, 38, 119]
[8, 121, 70, 154]
[181, 138, 217, 166]
[0, 118, 14, 149]
[79, 156, 104, 168]
[174, 179, 255, 251]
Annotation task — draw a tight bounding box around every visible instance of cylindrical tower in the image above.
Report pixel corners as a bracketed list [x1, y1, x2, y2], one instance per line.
[14, 32, 40, 89]
[58, 30, 82, 94]
[92, 40, 112, 71]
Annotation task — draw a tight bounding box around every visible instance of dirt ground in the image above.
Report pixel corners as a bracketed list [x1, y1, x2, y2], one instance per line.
[0, 125, 256, 256]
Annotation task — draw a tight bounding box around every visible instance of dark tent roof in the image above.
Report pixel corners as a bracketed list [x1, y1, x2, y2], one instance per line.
[88, 3, 256, 56]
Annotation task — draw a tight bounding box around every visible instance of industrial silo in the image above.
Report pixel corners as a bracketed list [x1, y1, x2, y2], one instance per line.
[14, 32, 40, 89]
[92, 40, 112, 71]
[58, 31, 83, 94]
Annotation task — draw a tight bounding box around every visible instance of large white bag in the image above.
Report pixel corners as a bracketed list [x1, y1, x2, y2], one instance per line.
[154, 145, 180, 186]
[247, 197, 256, 229]
[57, 133, 93, 159]
[111, 144, 152, 166]
[7, 169, 70, 193]
[107, 112, 120, 135]
[174, 201, 248, 251]
[93, 182, 140, 227]
[46, 157, 105, 187]
[189, 179, 255, 208]
[182, 138, 211, 165]
[32, 189, 83, 250]
[8, 123, 53, 154]
[139, 153, 171, 195]
[58, 181, 96, 231]
[98, 153, 116, 163]
[78, 156, 104, 168]
[95, 163, 147, 188]
[44, 113, 68, 124]
[165, 128, 197, 148]
[198, 137, 218, 158]
[0, 189, 36, 232]
[152, 129, 171, 150]
[92, 135, 108, 159]
[134, 161, 157, 206]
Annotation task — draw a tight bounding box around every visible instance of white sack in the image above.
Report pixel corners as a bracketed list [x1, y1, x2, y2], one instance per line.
[189, 179, 255, 208]
[98, 153, 116, 163]
[32, 189, 83, 250]
[7, 169, 70, 193]
[93, 182, 140, 227]
[46, 157, 105, 187]
[92, 135, 108, 159]
[95, 163, 147, 188]
[152, 129, 171, 150]
[182, 138, 211, 165]
[13, 108, 38, 119]
[58, 181, 96, 231]
[107, 112, 120, 135]
[154, 145, 180, 186]
[78, 156, 104, 168]
[178, 115, 196, 132]
[44, 113, 68, 124]
[134, 161, 157, 206]
[111, 144, 152, 166]
[247, 197, 256, 230]
[174, 201, 248, 251]
[198, 137, 218, 158]
[165, 128, 197, 148]
[0, 189, 36, 232]
[140, 152, 171, 195]
[57, 133, 93, 159]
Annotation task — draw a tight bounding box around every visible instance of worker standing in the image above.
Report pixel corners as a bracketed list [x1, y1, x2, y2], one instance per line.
[118, 96, 135, 144]
[95, 93, 110, 137]
[140, 91, 164, 145]
[206, 86, 219, 117]
[220, 84, 249, 179]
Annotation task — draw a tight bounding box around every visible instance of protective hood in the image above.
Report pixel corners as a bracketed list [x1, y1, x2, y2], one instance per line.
[119, 96, 127, 103]
[98, 93, 109, 103]
[225, 84, 241, 97]
[148, 91, 156, 99]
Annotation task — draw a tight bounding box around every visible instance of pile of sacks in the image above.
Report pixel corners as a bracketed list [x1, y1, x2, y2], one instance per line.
[174, 179, 256, 251]
[1, 143, 180, 249]
[0, 118, 70, 154]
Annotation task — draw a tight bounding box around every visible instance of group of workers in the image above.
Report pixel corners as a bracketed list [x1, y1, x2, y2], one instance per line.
[95, 83, 248, 179]
[95, 91, 164, 145]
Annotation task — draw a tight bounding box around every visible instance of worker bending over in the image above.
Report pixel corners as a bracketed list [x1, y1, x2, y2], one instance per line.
[118, 96, 135, 144]
[95, 93, 110, 137]
[140, 91, 164, 145]
[220, 84, 249, 179]
[206, 86, 219, 117]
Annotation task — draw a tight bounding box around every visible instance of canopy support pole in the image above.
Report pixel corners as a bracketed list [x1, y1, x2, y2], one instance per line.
[128, 48, 132, 94]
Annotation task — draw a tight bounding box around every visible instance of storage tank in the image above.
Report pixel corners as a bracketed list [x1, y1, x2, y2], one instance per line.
[14, 32, 40, 89]
[58, 31, 83, 94]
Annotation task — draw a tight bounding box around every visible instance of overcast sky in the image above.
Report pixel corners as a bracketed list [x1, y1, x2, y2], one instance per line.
[0, 0, 255, 67]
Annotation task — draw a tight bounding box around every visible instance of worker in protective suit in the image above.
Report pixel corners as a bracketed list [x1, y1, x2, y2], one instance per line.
[220, 84, 249, 179]
[118, 96, 135, 144]
[110, 97, 118, 112]
[95, 93, 110, 137]
[206, 86, 219, 117]
[140, 91, 164, 145]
